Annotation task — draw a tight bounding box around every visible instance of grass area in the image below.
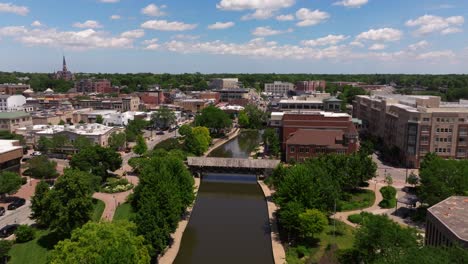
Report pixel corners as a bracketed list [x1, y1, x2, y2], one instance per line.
[8, 229, 51, 264]
[286, 220, 355, 264]
[153, 138, 184, 151]
[113, 203, 136, 221]
[91, 199, 106, 222]
[337, 189, 375, 212]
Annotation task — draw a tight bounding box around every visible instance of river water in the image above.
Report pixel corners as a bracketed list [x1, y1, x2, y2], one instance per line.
[174, 130, 274, 264]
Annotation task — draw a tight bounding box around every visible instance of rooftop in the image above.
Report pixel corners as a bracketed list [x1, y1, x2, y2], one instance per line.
[281, 110, 351, 118]
[428, 196, 468, 242]
[286, 129, 346, 149]
[0, 111, 30, 119]
[32, 124, 115, 136]
[0, 139, 22, 154]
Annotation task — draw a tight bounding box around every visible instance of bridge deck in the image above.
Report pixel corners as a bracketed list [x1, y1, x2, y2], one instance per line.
[187, 157, 280, 170]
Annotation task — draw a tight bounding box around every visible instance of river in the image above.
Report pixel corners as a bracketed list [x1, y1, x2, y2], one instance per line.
[174, 130, 274, 264]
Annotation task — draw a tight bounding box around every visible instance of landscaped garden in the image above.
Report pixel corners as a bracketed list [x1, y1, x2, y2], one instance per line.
[337, 189, 375, 211]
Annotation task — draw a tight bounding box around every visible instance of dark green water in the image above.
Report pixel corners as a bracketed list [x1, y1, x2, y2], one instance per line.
[174, 130, 274, 264]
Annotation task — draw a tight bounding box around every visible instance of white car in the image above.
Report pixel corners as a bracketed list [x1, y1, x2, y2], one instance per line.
[31, 151, 42, 156]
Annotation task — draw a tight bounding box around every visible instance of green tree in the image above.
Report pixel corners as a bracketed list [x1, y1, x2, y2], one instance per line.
[178, 124, 192, 137]
[240, 104, 266, 129]
[58, 120, 66, 125]
[194, 106, 232, 135]
[184, 126, 211, 156]
[69, 145, 122, 182]
[30, 180, 51, 227]
[133, 135, 148, 155]
[126, 119, 148, 142]
[263, 128, 280, 157]
[238, 111, 250, 128]
[278, 201, 304, 238]
[298, 209, 328, 239]
[407, 171, 419, 186]
[37, 136, 53, 153]
[151, 107, 176, 130]
[25, 156, 59, 179]
[49, 221, 150, 264]
[108, 132, 127, 151]
[0, 240, 12, 264]
[14, 225, 35, 243]
[375, 245, 468, 264]
[0, 172, 22, 199]
[51, 134, 69, 153]
[95, 115, 104, 124]
[72, 136, 93, 150]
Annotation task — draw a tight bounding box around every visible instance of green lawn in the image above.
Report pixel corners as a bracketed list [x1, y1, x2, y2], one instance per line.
[337, 189, 375, 212]
[113, 203, 135, 221]
[8, 229, 51, 264]
[286, 220, 355, 264]
[91, 199, 105, 222]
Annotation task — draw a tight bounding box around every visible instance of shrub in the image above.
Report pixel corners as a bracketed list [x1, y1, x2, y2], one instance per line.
[380, 186, 397, 200]
[295, 245, 309, 258]
[0, 240, 12, 260]
[102, 178, 134, 193]
[378, 198, 396, 208]
[14, 225, 35, 243]
[347, 214, 363, 224]
[21, 177, 28, 185]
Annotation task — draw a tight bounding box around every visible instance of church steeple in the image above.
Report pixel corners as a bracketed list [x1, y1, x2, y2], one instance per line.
[62, 55, 67, 72]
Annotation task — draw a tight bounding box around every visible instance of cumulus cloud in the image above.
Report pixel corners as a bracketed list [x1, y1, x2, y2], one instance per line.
[31, 21, 43, 27]
[141, 20, 197, 31]
[120, 29, 145, 38]
[0, 26, 134, 50]
[349, 41, 364, 47]
[406, 15, 464, 35]
[333, 0, 368, 8]
[301, 35, 348, 46]
[171, 34, 200, 40]
[141, 4, 166, 17]
[110, 15, 121, 20]
[408, 40, 429, 51]
[276, 14, 294, 21]
[416, 50, 455, 60]
[217, 0, 295, 20]
[251, 26, 292, 36]
[0, 2, 29, 16]
[356, 28, 402, 42]
[368, 43, 385, 50]
[295, 8, 330, 27]
[73, 20, 103, 29]
[142, 38, 159, 50]
[208, 21, 235, 30]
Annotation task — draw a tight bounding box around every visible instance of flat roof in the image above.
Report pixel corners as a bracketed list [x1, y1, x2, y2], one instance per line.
[428, 196, 468, 242]
[0, 140, 22, 154]
[35, 124, 115, 136]
[0, 111, 30, 119]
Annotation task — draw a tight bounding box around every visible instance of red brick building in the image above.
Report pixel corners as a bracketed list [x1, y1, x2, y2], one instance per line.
[139, 91, 165, 105]
[198, 91, 221, 104]
[275, 111, 359, 162]
[75, 79, 113, 94]
[295, 81, 326, 93]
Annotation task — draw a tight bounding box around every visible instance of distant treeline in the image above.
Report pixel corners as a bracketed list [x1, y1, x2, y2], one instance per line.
[1, 72, 467, 101]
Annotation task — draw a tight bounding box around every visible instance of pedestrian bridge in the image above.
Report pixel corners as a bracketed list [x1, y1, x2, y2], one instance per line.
[187, 157, 281, 177]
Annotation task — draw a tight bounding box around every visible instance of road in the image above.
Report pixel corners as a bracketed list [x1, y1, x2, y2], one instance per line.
[0, 201, 34, 229]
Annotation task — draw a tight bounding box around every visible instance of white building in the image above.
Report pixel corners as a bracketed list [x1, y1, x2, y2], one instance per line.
[264, 81, 295, 96]
[103, 111, 147, 126]
[0, 95, 27, 111]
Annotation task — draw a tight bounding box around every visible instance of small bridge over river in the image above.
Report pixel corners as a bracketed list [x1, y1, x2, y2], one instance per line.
[187, 157, 281, 178]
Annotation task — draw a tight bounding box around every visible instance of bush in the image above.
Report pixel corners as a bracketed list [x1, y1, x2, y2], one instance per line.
[0, 240, 12, 260]
[101, 178, 134, 194]
[14, 225, 35, 243]
[378, 198, 396, 208]
[380, 186, 397, 200]
[347, 214, 363, 224]
[21, 177, 28, 185]
[295, 245, 309, 258]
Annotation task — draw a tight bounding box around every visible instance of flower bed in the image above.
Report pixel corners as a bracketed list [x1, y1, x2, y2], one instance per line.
[101, 178, 134, 193]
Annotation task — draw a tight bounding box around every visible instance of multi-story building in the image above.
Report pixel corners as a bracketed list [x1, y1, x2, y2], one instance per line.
[197, 91, 221, 104]
[209, 78, 239, 89]
[216, 88, 250, 106]
[271, 111, 359, 162]
[139, 91, 165, 105]
[295, 81, 326, 94]
[75, 96, 140, 112]
[425, 196, 468, 248]
[264, 81, 295, 96]
[0, 111, 33, 132]
[0, 140, 24, 173]
[278, 94, 342, 112]
[0, 95, 27, 111]
[0, 84, 30, 95]
[353, 94, 468, 168]
[174, 99, 210, 113]
[75, 79, 113, 93]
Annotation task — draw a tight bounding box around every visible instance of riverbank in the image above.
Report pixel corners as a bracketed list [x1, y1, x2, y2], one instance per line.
[203, 128, 240, 157]
[158, 177, 201, 264]
[258, 180, 286, 264]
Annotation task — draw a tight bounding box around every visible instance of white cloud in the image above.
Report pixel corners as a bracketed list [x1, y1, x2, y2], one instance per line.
[73, 20, 103, 29]
[406, 15, 464, 35]
[301, 34, 348, 46]
[416, 50, 455, 60]
[171, 34, 200, 40]
[99, 0, 119, 3]
[120, 29, 145, 38]
[110, 15, 121, 20]
[141, 4, 166, 17]
[368, 43, 385, 50]
[141, 20, 197, 31]
[0, 26, 134, 50]
[217, 0, 295, 20]
[295, 8, 330, 27]
[408, 40, 428, 51]
[251, 26, 292, 37]
[276, 14, 294, 21]
[356, 28, 402, 42]
[142, 38, 158, 45]
[0, 3, 29, 16]
[31, 21, 43, 27]
[142, 38, 159, 50]
[333, 0, 368, 8]
[208, 21, 235, 30]
[349, 41, 364, 47]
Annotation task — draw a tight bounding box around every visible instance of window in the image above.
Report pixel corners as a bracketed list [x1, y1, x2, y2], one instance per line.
[459, 118, 465, 122]
[299, 147, 303, 153]
[304, 148, 310, 153]
[290, 146, 295, 153]
[423, 118, 430, 122]
[437, 118, 440, 122]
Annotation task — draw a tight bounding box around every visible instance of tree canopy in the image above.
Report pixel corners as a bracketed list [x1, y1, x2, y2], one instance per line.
[151, 107, 176, 129]
[194, 106, 232, 135]
[108, 132, 127, 151]
[25, 156, 59, 179]
[0, 171, 22, 198]
[184, 126, 211, 156]
[133, 135, 148, 155]
[238, 104, 266, 129]
[69, 145, 122, 182]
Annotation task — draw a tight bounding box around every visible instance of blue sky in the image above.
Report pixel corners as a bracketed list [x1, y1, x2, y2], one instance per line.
[0, 0, 467, 73]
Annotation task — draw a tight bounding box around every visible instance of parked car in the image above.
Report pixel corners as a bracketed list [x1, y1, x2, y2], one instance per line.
[21, 157, 31, 162]
[31, 151, 42, 156]
[156, 131, 165, 135]
[0, 207, 5, 216]
[7, 198, 26, 210]
[0, 224, 19, 238]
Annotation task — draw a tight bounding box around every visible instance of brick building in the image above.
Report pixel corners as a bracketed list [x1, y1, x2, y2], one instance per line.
[0, 111, 33, 132]
[295, 81, 326, 94]
[75, 79, 113, 93]
[0, 84, 30, 95]
[264, 81, 295, 96]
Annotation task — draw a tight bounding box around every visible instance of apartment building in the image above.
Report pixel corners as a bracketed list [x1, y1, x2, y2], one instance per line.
[264, 81, 295, 96]
[295, 81, 326, 94]
[216, 88, 250, 106]
[278, 94, 342, 112]
[209, 78, 239, 89]
[353, 94, 468, 167]
[0, 95, 27, 111]
[75, 79, 113, 93]
[0, 84, 30, 95]
[425, 196, 468, 248]
[0, 111, 33, 132]
[271, 111, 359, 162]
[76, 96, 140, 112]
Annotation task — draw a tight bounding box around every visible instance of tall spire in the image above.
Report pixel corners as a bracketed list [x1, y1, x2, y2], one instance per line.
[62, 55, 67, 72]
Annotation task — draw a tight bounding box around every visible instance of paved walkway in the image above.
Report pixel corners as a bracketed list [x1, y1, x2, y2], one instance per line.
[258, 181, 286, 264]
[92, 175, 139, 221]
[158, 177, 201, 264]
